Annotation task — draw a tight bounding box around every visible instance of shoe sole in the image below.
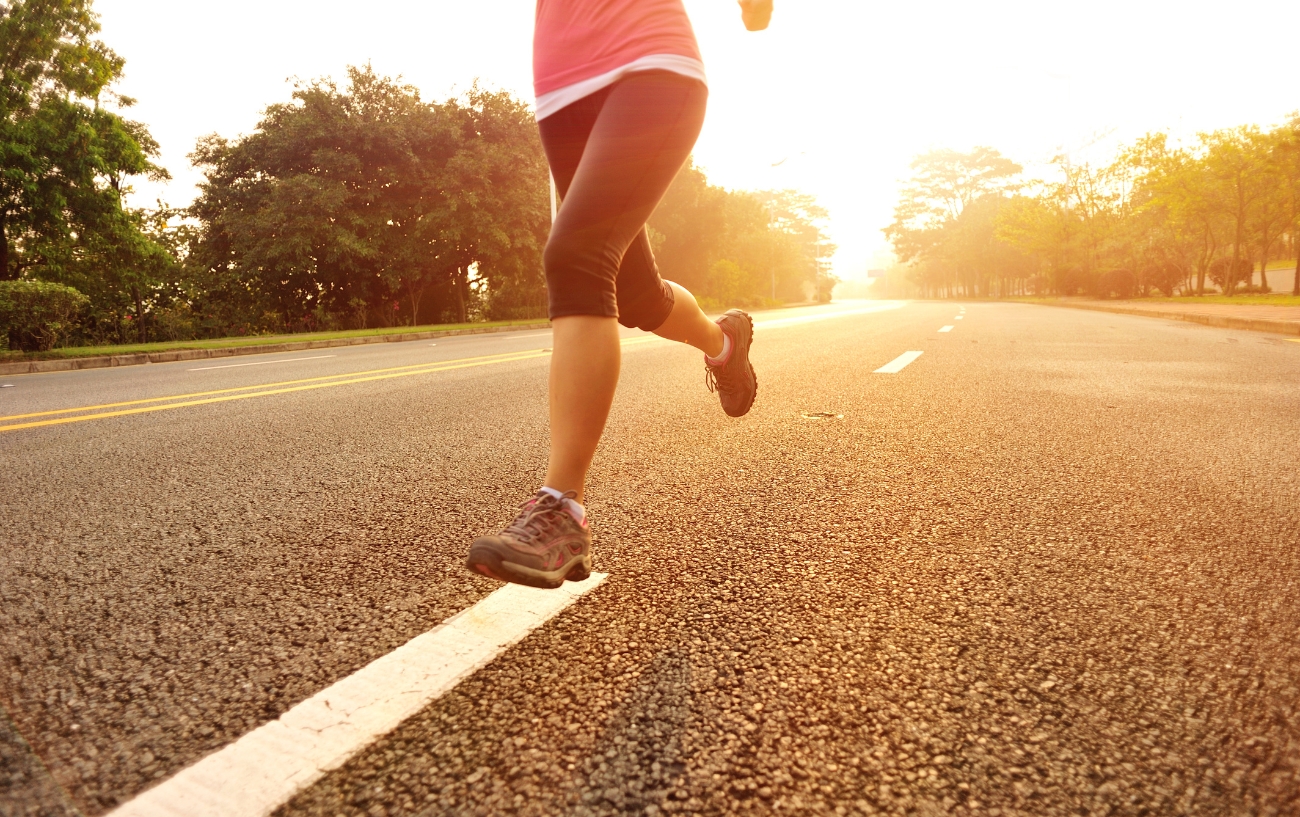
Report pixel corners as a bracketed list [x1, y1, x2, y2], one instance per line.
[466, 541, 592, 590]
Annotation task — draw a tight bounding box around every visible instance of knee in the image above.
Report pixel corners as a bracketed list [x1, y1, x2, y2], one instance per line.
[544, 231, 618, 319]
[543, 231, 582, 284]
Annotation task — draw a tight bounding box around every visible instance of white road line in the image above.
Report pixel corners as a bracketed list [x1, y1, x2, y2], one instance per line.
[108, 574, 607, 817]
[939, 326, 954, 333]
[188, 356, 336, 372]
[955, 316, 963, 320]
[874, 351, 923, 374]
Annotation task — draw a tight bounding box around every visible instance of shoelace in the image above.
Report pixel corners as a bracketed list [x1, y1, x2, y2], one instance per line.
[504, 493, 573, 546]
[705, 363, 735, 394]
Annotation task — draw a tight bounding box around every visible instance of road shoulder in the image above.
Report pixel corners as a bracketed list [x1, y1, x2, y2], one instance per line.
[1026, 299, 1300, 337]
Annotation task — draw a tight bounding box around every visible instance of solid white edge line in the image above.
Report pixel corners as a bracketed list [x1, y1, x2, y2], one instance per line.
[874, 351, 924, 374]
[188, 356, 336, 372]
[108, 574, 608, 817]
[938, 326, 954, 333]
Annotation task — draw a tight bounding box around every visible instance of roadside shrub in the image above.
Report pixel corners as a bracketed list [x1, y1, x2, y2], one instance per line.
[0, 280, 90, 352]
[152, 302, 199, 341]
[1144, 262, 1185, 296]
[1096, 269, 1138, 299]
[1208, 258, 1253, 292]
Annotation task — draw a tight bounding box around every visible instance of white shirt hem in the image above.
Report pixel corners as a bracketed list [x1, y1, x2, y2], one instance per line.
[535, 54, 707, 121]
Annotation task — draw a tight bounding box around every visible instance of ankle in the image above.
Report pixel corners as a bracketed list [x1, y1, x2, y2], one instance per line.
[705, 328, 733, 365]
[539, 486, 586, 524]
[702, 323, 726, 359]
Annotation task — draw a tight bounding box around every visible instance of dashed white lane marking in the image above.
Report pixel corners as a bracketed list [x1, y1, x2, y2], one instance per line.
[955, 316, 963, 320]
[188, 356, 335, 372]
[108, 574, 608, 817]
[874, 351, 923, 373]
[939, 326, 954, 333]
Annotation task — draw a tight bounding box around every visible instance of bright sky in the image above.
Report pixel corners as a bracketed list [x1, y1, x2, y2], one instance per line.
[99, 0, 1300, 281]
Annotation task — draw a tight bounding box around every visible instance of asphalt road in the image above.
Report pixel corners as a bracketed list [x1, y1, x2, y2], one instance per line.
[2, 301, 1298, 817]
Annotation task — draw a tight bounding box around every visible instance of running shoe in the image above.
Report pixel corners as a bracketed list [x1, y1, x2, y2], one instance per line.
[705, 309, 758, 417]
[466, 491, 591, 589]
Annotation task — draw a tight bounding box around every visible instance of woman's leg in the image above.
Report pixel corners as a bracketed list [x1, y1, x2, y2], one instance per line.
[652, 281, 725, 357]
[540, 284, 727, 504]
[538, 73, 708, 498]
[541, 315, 620, 502]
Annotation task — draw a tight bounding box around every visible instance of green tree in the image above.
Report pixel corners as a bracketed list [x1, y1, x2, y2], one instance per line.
[1271, 114, 1300, 295]
[648, 161, 832, 306]
[648, 159, 729, 294]
[448, 86, 551, 322]
[884, 147, 1022, 297]
[1198, 126, 1273, 295]
[913, 123, 1300, 300]
[1128, 135, 1224, 295]
[187, 67, 548, 332]
[1, 0, 172, 340]
[761, 189, 837, 301]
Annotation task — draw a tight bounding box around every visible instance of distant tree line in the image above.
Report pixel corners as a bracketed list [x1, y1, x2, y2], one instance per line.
[884, 119, 1300, 298]
[650, 162, 836, 309]
[0, 0, 833, 352]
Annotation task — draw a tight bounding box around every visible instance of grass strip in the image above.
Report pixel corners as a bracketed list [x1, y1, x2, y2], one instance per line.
[0, 319, 548, 362]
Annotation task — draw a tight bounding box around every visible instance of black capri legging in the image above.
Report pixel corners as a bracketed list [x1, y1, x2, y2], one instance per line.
[537, 70, 708, 331]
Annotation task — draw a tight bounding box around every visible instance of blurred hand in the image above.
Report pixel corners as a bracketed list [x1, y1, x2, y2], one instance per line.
[738, 0, 773, 31]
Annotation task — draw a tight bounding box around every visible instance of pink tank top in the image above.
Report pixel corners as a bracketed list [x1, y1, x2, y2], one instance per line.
[533, 0, 706, 120]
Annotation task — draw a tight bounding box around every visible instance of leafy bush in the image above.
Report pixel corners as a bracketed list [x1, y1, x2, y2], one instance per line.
[151, 302, 199, 341]
[0, 280, 90, 351]
[1096, 269, 1138, 300]
[707, 259, 746, 306]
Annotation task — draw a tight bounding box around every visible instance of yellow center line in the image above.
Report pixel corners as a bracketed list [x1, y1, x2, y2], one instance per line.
[0, 348, 556, 422]
[0, 351, 553, 433]
[3, 336, 664, 424]
[0, 336, 670, 433]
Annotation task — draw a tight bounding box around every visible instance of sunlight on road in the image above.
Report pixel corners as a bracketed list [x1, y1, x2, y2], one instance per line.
[753, 300, 908, 330]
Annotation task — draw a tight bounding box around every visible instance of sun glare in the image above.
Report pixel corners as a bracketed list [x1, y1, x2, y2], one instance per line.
[97, 0, 1300, 281]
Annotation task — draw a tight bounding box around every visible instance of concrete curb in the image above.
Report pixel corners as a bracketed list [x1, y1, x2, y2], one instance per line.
[1033, 302, 1300, 337]
[0, 322, 552, 377]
